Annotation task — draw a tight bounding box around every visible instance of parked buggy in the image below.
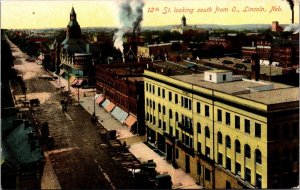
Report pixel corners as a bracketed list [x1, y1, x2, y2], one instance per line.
[30, 98, 40, 106]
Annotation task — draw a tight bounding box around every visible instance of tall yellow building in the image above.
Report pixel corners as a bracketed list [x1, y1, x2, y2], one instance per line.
[144, 69, 299, 189]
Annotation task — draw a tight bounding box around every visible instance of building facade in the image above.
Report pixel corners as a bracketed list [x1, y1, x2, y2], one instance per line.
[95, 63, 153, 134]
[59, 7, 93, 87]
[144, 69, 299, 189]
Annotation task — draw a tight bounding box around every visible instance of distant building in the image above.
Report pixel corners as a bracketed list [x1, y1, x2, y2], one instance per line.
[144, 69, 299, 189]
[171, 15, 207, 35]
[95, 62, 154, 135]
[59, 7, 93, 87]
[272, 21, 283, 32]
[2, 114, 45, 189]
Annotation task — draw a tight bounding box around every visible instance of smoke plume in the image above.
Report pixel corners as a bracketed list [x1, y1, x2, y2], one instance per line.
[113, 0, 144, 54]
[286, 0, 294, 23]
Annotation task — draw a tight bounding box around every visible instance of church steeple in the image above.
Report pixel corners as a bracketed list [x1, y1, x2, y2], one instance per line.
[66, 6, 81, 39]
[70, 7, 76, 20]
[181, 15, 186, 27]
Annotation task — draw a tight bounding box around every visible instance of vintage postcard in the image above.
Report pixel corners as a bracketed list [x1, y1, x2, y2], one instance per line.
[1, 0, 299, 189]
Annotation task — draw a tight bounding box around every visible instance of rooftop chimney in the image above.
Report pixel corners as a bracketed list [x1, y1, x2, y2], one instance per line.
[251, 53, 260, 81]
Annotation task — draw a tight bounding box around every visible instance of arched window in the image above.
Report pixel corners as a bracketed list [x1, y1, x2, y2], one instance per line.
[255, 149, 262, 164]
[158, 103, 161, 112]
[245, 144, 251, 158]
[205, 127, 210, 138]
[235, 140, 241, 153]
[226, 136, 231, 148]
[217, 132, 222, 144]
[169, 109, 173, 118]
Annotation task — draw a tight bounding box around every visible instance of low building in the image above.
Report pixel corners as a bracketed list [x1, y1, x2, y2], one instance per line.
[2, 113, 45, 189]
[95, 62, 154, 135]
[144, 69, 299, 189]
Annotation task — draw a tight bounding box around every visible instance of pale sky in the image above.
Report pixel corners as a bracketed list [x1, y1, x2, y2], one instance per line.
[1, 0, 299, 29]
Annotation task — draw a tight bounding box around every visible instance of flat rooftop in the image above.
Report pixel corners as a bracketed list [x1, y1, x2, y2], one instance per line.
[170, 73, 299, 104]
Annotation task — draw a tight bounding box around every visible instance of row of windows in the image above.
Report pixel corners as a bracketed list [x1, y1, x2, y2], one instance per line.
[217, 109, 261, 138]
[216, 133, 262, 164]
[145, 85, 211, 115]
[146, 100, 262, 139]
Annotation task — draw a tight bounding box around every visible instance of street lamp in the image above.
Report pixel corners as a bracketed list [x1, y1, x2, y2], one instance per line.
[91, 59, 97, 122]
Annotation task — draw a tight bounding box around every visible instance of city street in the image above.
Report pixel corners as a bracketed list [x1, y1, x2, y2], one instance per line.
[8, 39, 136, 189]
[7, 37, 201, 189]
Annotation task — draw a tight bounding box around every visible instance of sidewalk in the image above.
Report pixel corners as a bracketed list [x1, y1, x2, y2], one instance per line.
[49, 73, 202, 189]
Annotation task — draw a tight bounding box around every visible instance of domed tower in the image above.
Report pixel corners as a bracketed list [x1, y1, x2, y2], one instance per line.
[181, 15, 186, 27]
[66, 7, 81, 39]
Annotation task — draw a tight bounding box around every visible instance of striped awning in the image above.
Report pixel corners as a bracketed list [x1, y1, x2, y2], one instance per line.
[95, 96, 104, 104]
[105, 102, 116, 112]
[124, 114, 137, 128]
[94, 94, 100, 100]
[101, 99, 110, 108]
[111, 106, 129, 123]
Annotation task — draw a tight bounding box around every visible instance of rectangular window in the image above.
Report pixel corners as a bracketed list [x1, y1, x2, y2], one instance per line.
[197, 162, 201, 175]
[176, 129, 179, 138]
[158, 119, 161, 128]
[169, 92, 172, 101]
[255, 123, 261, 138]
[163, 106, 166, 115]
[209, 75, 212, 80]
[175, 112, 178, 121]
[189, 99, 192, 110]
[256, 174, 262, 189]
[205, 105, 209, 117]
[152, 85, 155, 94]
[197, 102, 201, 113]
[150, 115, 152, 122]
[205, 168, 211, 181]
[149, 85, 151, 93]
[163, 122, 166, 131]
[235, 162, 241, 176]
[218, 153, 223, 165]
[226, 157, 231, 171]
[223, 74, 227, 81]
[169, 126, 173, 136]
[245, 168, 251, 182]
[158, 87, 160, 96]
[175, 94, 178, 104]
[146, 83, 148, 91]
[206, 146, 210, 158]
[226, 112, 231, 125]
[162, 89, 165, 98]
[226, 181, 231, 189]
[217, 109, 222, 122]
[153, 116, 156, 125]
[245, 119, 250, 134]
[158, 104, 161, 112]
[197, 142, 201, 153]
[235, 116, 240, 129]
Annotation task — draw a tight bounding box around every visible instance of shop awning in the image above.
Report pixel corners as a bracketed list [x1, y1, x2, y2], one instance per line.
[101, 99, 110, 108]
[68, 75, 76, 84]
[94, 94, 100, 100]
[59, 70, 65, 75]
[71, 79, 86, 87]
[124, 114, 137, 128]
[105, 102, 116, 112]
[95, 96, 104, 105]
[111, 106, 129, 123]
